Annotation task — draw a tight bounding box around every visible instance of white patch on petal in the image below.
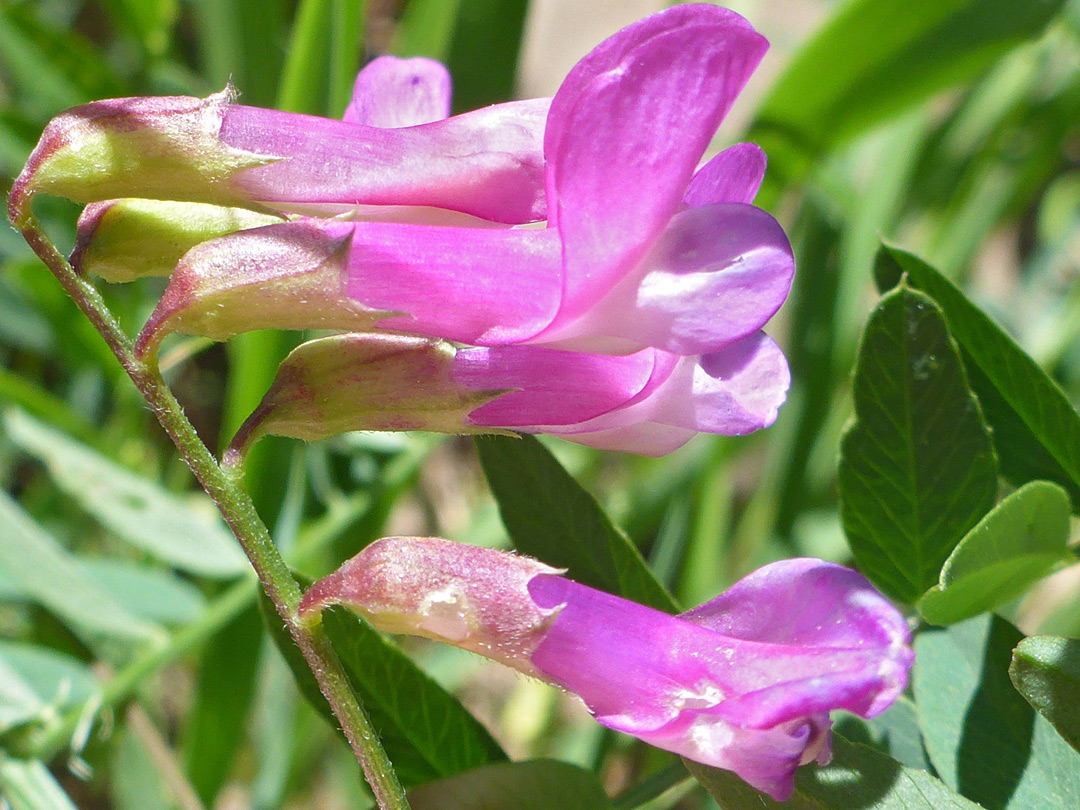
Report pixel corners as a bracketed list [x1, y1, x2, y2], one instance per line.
[418, 583, 472, 642]
[670, 683, 725, 711]
[685, 714, 736, 763]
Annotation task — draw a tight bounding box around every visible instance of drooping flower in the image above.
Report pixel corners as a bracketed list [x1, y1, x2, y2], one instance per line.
[134, 5, 794, 361]
[298, 537, 913, 801]
[223, 331, 789, 460]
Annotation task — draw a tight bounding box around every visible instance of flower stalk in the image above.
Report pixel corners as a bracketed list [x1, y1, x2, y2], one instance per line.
[11, 213, 410, 810]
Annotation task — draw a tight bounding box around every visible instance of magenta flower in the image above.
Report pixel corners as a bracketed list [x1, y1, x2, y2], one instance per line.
[136, 5, 794, 361]
[299, 537, 913, 801]
[454, 336, 789, 454]
[224, 333, 789, 458]
[9, 67, 548, 228]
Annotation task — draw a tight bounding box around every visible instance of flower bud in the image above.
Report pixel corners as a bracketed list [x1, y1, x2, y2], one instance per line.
[71, 199, 279, 282]
[298, 537, 562, 673]
[9, 90, 274, 226]
[134, 219, 382, 357]
[224, 334, 506, 465]
[301, 537, 914, 801]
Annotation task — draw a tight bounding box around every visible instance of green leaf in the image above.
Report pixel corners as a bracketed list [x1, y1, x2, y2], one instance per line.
[1010, 635, 1080, 754]
[0, 642, 97, 734]
[0, 6, 126, 118]
[183, 604, 264, 806]
[751, 0, 1067, 192]
[688, 733, 983, 809]
[475, 435, 676, 612]
[914, 615, 1080, 809]
[918, 481, 1073, 624]
[4, 409, 249, 579]
[880, 245, 1080, 509]
[0, 556, 207, 626]
[835, 697, 931, 771]
[394, 0, 461, 63]
[407, 760, 612, 810]
[98, 0, 178, 56]
[75, 558, 208, 626]
[259, 592, 506, 787]
[0, 759, 79, 810]
[110, 728, 174, 810]
[839, 284, 998, 603]
[394, 0, 528, 111]
[443, 0, 529, 112]
[277, 0, 332, 114]
[0, 491, 162, 648]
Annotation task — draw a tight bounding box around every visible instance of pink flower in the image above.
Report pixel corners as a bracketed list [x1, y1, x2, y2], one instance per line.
[299, 537, 914, 801]
[224, 333, 789, 459]
[138, 5, 794, 362]
[9, 66, 548, 227]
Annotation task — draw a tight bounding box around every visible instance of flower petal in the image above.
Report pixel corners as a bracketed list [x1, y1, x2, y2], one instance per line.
[544, 204, 794, 355]
[543, 4, 758, 228]
[683, 142, 767, 207]
[343, 55, 452, 128]
[454, 346, 659, 427]
[680, 558, 914, 726]
[543, 335, 789, 454]
[543, 14, 767, 330]
[136, 219, 382, 355]
[218, 98, 551, 223]
[345, 223, 562, 345]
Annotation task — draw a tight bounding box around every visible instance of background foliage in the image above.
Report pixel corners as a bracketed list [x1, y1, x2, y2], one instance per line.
[1, 1, 1079, 808]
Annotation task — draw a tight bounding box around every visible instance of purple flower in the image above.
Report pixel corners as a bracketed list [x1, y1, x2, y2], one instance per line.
[454, 335, 789, 455]
[224, 333, 789, 459]
[9, 68, 548, 228]
[136, 5, 794, 360]
[299, 537, 913, 801]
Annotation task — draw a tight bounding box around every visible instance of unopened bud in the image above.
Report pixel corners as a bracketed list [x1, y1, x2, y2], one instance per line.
[135, 219, 380, 356]
[72, 199, 280, 282]
[224, 334, 507, 465]
[298, 537, 562, 674]
[9, 89, 275, 226]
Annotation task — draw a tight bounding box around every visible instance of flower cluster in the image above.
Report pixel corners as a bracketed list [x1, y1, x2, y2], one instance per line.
[299, 537, 914, 800]
[12, 4, 794, 456]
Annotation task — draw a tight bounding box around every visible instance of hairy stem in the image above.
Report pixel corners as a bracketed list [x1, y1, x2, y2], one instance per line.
[15, 216, 410, 810]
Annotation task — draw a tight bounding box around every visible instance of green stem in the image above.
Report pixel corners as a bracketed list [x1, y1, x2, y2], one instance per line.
[15, 216, 410, 810]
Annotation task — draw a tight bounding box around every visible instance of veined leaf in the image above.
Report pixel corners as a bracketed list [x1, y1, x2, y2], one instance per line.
[408, 760, 612, 810]
[475, 435, 676, 612]
[0, 642, 97, 734]
[688, 733, 984, 809]
[752, 0, 1067, 194]
[1011, 635, 1080, 754]
[259, 591, 506, 787]
[914, 615, 1080, 809]
[839, 284, 998, 603]
[919, 481, 1073, 624]
[0, 759, 80, 810]
[879, 245, 1080, 509]
[0, 491, 162, 648]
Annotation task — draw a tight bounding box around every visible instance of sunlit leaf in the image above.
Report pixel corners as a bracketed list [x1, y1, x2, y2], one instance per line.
[914, 615, 1080, 808]
[1011, 635, 1080, 754]
[689, 733, 982, 809]
[259, 591, 506, 787]
[476, 435, 676, 612]
[919, 481, 1073, 624]
[839, 284, 998, 603]
[408, 760, 612, 810]
[878, 245, 1080, 509]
